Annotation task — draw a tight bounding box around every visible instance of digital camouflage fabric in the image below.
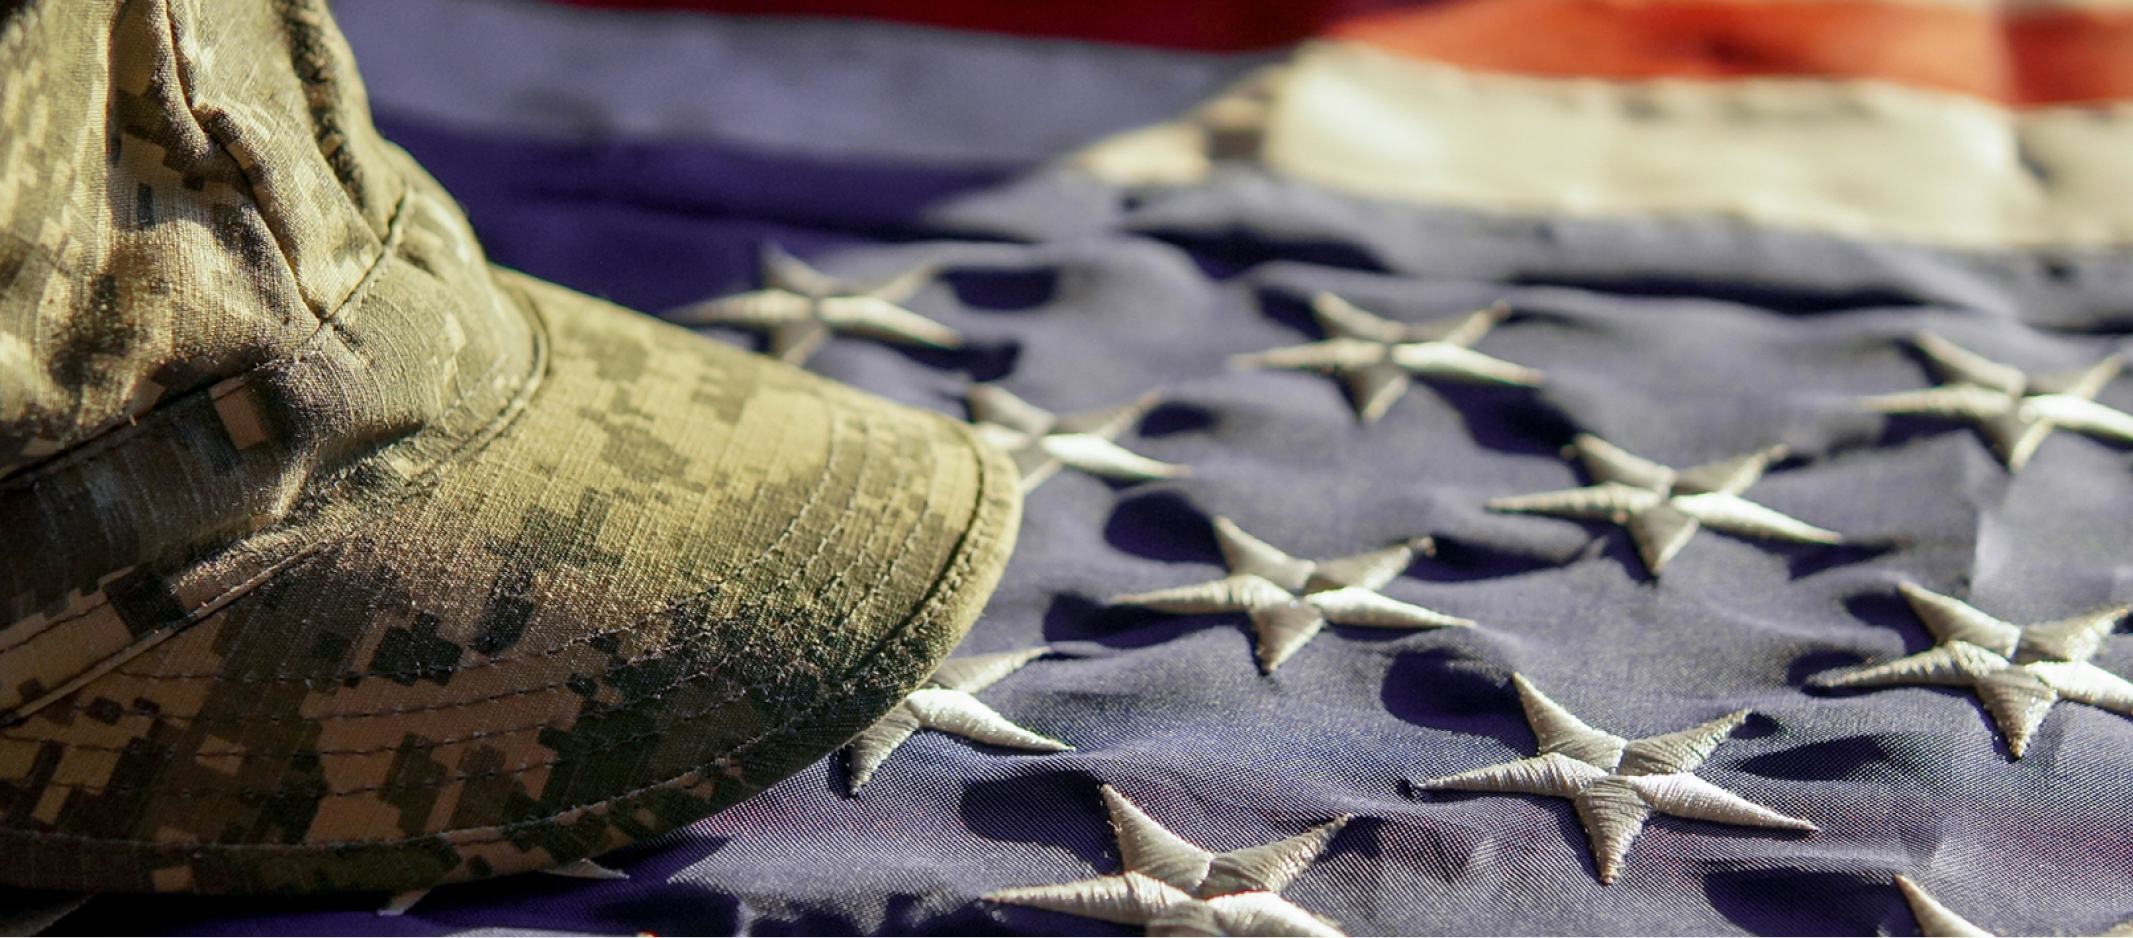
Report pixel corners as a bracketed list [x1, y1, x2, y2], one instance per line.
[0, 0, 1020, 894]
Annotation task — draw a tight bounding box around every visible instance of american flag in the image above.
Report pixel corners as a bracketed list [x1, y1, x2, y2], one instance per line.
[74, 0, 2133, 933]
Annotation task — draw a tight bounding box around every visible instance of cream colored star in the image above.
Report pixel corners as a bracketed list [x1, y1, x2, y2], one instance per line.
[1895, 875, 2133, 937]
[1812, 582, 2133, 758]
[985, 785, 1349, 937]
[1231, 293, 1543, 423]
[843, 648, 1070, 794]
[1863, 332, 2133, 471]
[1487, 434, 1842, 577]
[967, 385, 1188, 494]
[670, 244, 960, 365]
[1419, 675, 1815, 884]
[1109, 517, 1471, 673]
[1895, 876, 1994, 938]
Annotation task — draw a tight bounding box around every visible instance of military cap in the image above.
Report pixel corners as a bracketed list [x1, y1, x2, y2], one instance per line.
[0, 0, 1019, 894]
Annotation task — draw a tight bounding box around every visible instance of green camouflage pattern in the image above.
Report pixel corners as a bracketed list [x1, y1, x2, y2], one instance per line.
[0, 0, 1020, 894]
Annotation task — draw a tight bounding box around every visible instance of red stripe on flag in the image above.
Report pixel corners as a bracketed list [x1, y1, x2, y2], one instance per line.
[2011, 10, 2133, 105]
[535, 0, 1346, 50]
[1329, 0, 2133, 105]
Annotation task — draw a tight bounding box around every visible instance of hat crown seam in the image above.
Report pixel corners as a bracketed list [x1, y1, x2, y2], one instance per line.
[0, 186, 410, 493]
[0, 243, 548, 723]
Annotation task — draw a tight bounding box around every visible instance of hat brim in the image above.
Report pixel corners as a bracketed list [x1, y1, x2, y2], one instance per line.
[0, 269, 1020, 894]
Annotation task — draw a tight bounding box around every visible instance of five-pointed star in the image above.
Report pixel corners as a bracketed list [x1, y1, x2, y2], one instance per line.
[1109, 517, 1472, 673]
[1862, 332, 2133, 471]
[1895, 876, 1995, 938]
[669, 244, 962, 365]
[1418, 675, 1816, 885]
[1230, 293, 1543, 423]
[967, 385, 1189, 494]
[843, 647, 1070, 794]
[986, 785, 1350, 937]
[1487, 434, 1843, 577]
[1812, 582, 2133, 759]
[1895, 875, 2133, 938]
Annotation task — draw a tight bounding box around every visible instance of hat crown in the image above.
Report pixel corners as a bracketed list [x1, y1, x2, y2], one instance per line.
[0, 0, 536, 708]
[4, 0, 403, 468]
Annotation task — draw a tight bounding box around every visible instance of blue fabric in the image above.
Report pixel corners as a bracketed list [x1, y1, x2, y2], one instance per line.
[374, 116, 1019, 314]
[334, 0, 1272, 166]
[66, 119, 2133, 933]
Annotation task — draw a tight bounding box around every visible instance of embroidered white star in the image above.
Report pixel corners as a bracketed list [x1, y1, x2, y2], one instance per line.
[670, 244, 961, 365]
[1812, 582, 2133, 759]
[1895, 876, 1995, 938]
[985, 785, 1350, 937]
[1487, 434, 1842, 577]
[1862, 332, 2133, 471]
[1231, 293, 1543, 423]
[1418, 675, 1815, 885]
[843, 648, 1070, 794]
[1895, 875, 2133, 938]
[967, 385, 1189, 494]
[1109, 517, 1472, 673]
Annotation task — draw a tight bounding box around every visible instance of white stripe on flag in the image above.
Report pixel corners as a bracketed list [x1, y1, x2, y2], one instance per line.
[1263, 41, 2133, 249]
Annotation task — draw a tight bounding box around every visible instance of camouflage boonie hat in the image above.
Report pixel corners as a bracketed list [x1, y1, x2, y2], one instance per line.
[0, 0, 1019, 894]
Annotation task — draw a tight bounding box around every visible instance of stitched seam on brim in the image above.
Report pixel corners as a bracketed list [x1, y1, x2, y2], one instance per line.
[8, 421, 972, 787]
[0, 417, 1010, 857]
[85, 371, 965, 691]
[10, 382, 887, 776]
[14, 331, 980, 780]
